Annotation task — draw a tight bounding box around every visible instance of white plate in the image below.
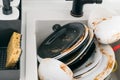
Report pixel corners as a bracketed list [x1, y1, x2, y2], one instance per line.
[73, 43, 102, 77]
[75, 44, 115, 80]
[88, 6, 118, 30]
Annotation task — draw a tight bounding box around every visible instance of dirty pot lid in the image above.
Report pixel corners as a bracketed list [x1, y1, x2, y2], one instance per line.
[37, 22, 87, 59]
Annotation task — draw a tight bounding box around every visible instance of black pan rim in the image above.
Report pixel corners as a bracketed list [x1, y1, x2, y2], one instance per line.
[58, 33, 90, 63]
[68, 42, 96, 71]
[62, 28, 94, 65]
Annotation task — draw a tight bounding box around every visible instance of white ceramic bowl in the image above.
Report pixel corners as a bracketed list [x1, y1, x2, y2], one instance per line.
[38, 58, 73, 80]
[88, 7, 118, 30]
[88, 7, 120, 44]
[94, 16, 120, 44]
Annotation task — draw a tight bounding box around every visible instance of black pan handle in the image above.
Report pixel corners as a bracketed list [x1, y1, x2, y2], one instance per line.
[2, 0, 12, 15]
[45, 28, 66, 45]
[52, 24, 61, 31]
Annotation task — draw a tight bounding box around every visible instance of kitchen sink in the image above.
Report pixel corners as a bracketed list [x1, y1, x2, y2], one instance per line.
[26, 15, 120, 80]
[26, 9, 87, 80]
[25, 1, 120, 80]
[27, 20, 89, 80]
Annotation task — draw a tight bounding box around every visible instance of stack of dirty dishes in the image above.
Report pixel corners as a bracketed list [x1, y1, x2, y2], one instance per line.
[37, 21, 116, 80]
[74, 7, 118, 80]
[37, 7, 118, 80]
[37, 22, 102, 79]
[37, 22, 95, 70]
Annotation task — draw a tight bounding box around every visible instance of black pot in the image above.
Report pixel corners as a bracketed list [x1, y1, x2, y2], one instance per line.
[37, 22, 88, 60]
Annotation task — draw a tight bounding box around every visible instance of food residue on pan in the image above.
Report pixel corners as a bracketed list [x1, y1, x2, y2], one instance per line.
[39, 75, 44, 80]
[97, 38, 101, 41]
[105, 32, 120, 44]
[85, 62, 93, 67]
[74, 62, 99, 79]
[102, 18, 107, 21]
[92, 22, 98, 26]
[51, 34, 85, 54]
[92, 17, 111, 28]
[94, 47, 115, 80]
[42, 58, 51, 62]
[38, 58, 73, 80]
[62, 35, 84, 53]
[61, 26, 89, 54]
[51, 49, 62, 53]
[111, 32, 120, 43]
[60, 63, 73, 76]
[62, 35, 74, 42]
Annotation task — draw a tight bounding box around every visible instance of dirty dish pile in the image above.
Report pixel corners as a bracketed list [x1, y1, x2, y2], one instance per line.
[37, 22, 95, 71]
[73, 43, 115, 80]
[37, 7, 117, 80]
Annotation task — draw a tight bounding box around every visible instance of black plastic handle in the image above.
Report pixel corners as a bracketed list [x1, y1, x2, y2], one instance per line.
[45, 28, 66, 45]
[2, 0, 12, 15]
[52, 24, 61, 31]
[3, 0, 10, 10]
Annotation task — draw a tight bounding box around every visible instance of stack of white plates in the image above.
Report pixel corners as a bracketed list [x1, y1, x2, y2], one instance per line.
[73, 6, 116, 80]
[73, 43, 115, 80]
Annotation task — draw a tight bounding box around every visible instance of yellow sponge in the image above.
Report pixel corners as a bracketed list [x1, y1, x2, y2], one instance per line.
[6, 32, 22, 68]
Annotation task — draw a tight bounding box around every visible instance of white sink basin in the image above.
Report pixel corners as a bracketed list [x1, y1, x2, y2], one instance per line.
[26, 16, 87, 80]
[25, 7, 87, 80]
[25, 1, 120, 80]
